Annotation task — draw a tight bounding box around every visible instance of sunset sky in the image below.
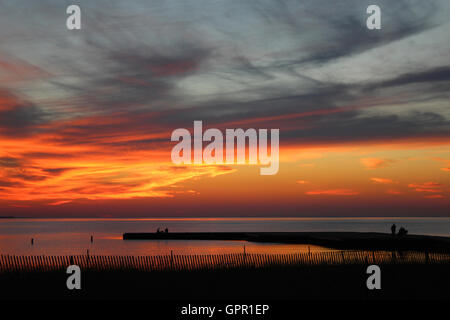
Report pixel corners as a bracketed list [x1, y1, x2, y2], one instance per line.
[0, 0, 449, 217]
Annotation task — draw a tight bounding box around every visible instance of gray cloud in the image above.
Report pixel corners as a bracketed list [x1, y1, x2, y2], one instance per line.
[0, 90, 48, 136]
[0, 0, 448, 147]
[372, 66, 450, 88]
[0, 157, 22, 168]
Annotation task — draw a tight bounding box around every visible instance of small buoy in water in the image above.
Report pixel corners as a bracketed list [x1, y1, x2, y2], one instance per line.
[90, 235, 93, 243]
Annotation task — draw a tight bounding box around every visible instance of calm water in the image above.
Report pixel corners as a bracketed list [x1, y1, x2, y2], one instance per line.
[0, 217, 449, 256]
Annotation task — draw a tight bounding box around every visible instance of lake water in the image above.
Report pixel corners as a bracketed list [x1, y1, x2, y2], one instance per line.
[0, 217, 449, 256]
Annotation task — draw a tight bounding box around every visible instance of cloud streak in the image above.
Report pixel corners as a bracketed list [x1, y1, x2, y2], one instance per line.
[305, 189, 359, 196]
[370, 178, 394, 184]
[361, 158, 395, 169]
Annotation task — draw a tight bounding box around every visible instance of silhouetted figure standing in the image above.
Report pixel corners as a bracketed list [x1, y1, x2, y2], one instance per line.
[391, 224, 396, 236]
[90, 235, 93, 243]
[157, 227, 160, 233]
[165, 228, 168, 233]
[31, 238, 34, 245]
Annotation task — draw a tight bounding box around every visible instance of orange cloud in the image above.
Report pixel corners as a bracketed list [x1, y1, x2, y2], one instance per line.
[386, 189, 404, 195]
[0, 115, 236, 204]
[0, 161, 235, 203]
[305, 189, 359, 196]
[360, 157, 395, 169]
[424, 195, 444, 199]
[370, 177, 394, 184]
[296, 180, 308, 184]
[48, 200, 73, 206]
[431, 158, 450, 172]
[408, 182, 443, 193]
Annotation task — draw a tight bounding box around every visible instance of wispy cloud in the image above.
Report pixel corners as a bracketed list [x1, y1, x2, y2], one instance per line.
[370, 177, 394, 184]
[361, 158, 395, 169]
[305, 189, 359, 196]
[386, 189, 404, 195]
[408, 182, 443, 193]
[424, 194, 444, 199]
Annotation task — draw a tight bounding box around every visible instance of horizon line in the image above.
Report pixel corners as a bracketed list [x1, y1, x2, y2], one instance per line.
[1, 216, 449, 221]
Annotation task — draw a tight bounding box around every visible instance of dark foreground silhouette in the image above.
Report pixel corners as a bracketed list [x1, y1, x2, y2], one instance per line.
[1, 264, 449, 301]
[1, 251, 449, 301]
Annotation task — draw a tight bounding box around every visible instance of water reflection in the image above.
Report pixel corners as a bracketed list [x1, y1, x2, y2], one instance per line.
[0, 234, 330, 256]
[1, 217, 448, 256]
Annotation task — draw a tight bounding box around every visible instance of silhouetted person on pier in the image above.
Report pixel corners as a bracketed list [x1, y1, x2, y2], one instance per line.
[157, 227, 160, 233]
[31, 238, 34, 245]
[398, 227, 408, 237]
[165, 228, 168, 233]
[90, 235, 93, 243]
[391, 224, 396, 236]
